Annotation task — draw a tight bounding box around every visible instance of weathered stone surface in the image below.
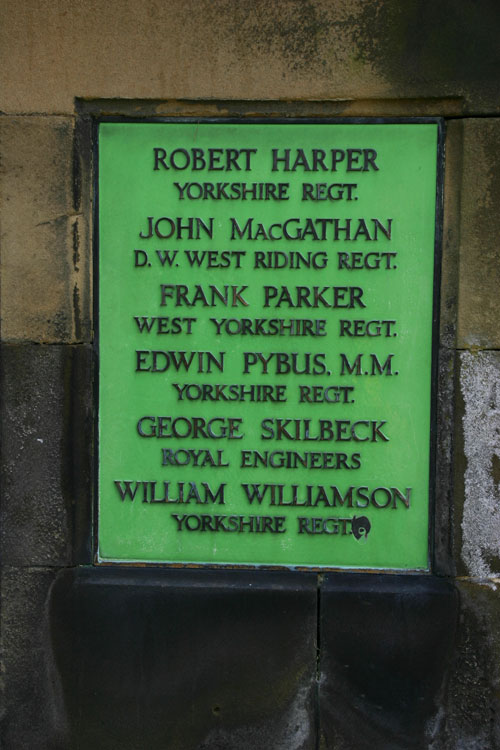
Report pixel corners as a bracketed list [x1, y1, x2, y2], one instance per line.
[435, 580, 500, 749]
[433, 119, 462, 575]
[456, 119, 500, 349]
[0, 344, 92, 566]
[439, 120, 461, 351]
[318, 574, 458, 750]
[6, 572, 500, 750]
[49, 568, 317, 750]
[1, 0, 499, 115]
[0, 116, 90, 342]
[434, 347, 457, 576]
[0, 567, 66, 749]
[458, 351, 500, 579]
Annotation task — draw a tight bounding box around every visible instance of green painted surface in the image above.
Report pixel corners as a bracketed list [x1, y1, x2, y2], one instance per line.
[97, 121, 438, 569]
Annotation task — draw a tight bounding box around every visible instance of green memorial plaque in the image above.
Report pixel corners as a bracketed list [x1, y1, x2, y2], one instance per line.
[96, 119, 440, 570]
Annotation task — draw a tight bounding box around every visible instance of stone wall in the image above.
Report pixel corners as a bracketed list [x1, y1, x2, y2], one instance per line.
[1, 2, 500, 747]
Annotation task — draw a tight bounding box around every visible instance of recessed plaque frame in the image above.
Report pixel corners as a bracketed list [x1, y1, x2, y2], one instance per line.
[93, 117, 444, 571]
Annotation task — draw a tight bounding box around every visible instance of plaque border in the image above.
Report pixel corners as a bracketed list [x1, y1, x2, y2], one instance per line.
[92, 115, 445, 573]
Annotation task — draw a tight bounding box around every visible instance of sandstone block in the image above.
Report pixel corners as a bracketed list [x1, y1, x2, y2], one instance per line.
[0, 116, 90, 342]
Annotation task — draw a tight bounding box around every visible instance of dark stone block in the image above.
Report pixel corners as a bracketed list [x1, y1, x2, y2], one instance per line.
[437, 581, 500, 748]
[0, 343, 92, 566]
[434, 346, 458, 576]
[0, 566, 66, 750]
[49, 567, 318, 750]
[318, 574, 458, 750]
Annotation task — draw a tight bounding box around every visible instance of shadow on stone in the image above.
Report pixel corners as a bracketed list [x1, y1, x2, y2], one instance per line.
[318, 574, 458, 750]
[49, 567, 317, 750]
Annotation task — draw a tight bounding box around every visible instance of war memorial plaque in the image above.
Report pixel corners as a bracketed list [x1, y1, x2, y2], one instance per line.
[96, 120, 440, 569]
